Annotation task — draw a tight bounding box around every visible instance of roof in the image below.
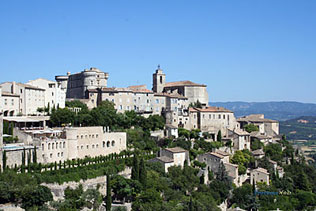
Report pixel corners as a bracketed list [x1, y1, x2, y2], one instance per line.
[127, 85, 153, 93]
[194, 106, 233, 113]
[215, 150, 230, 157]
[150, 156, 174, 163]
[2, 92, 20, 97]
[154, 92, 187, 99]
[206, 151, 229, 159]
[237, 114, 278, 123]
[252, 149, 265, 156]
[165, 124, 178, 129]
[16, 83, 45, 91]
[229, 129, 250, 136]
[164, 147, 186, 153]
[252, 167, 269, 174]
[164, 80, 206, 87]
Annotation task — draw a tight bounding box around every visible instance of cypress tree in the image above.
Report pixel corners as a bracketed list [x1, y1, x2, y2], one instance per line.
[217, 130, 222, 142]
[21, 148, 26, 173]
[33, 146, 37, 163]
[139, 158, 147, 185]
[27, 151, 31, 173]
[106, 174, 112, 211]
[131, 154, 139, 181]
[2, 150, 7, 171]
[9, 122, 14, 135]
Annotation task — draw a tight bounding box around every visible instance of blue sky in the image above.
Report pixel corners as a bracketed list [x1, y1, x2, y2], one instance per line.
[0, 0, 315, 103]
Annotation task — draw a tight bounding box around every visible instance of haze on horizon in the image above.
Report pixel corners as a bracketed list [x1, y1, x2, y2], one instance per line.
[0, 0, 315, 103]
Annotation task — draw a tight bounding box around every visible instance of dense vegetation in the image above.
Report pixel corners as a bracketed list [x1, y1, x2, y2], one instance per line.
[280, 116, 316, 141]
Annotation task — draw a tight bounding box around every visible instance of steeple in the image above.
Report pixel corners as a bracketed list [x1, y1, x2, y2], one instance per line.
[153, 65, 166, 93]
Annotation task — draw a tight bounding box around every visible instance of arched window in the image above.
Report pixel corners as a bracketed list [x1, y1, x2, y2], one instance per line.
[42, 144, 44, 151]
[56, 143, 58, 149]
[48, 143, 51, 150]
[63, 142, 66, 148]
[107, 141, 110, 147]
[111, 141, 115, 147]
[52, 143, 54, 149]
[103, 141, 105, 148]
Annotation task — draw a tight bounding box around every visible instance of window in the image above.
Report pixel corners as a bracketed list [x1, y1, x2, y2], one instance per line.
[156, 99, 159, 104]
[48, 143, 51, 150]
[223, 115, 225, 119]
[81, 145, 83, 149]
[103, 141, 105, 148]
[61, 152, 63, 157]
[50, 153, 52, 158]
[87, 145, 89, 149]
[57, 153, 60, 157]
[160, 76, 163, 83]
[96, 144, 99, 148]
[60, 142, 62, 149]
[107, 141, 110, 147]
[96, 134, 98, 138]
[52, 143, 54, 149]
[63, 142, 66, 148]
[56, 143, 58, 149]
[42, 144, 44, 150]
[218, 114, 221, 119]
[92, 144, 95, 149]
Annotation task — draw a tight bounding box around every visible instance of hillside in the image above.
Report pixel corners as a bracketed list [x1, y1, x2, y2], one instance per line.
[280, 116, 316, 141]
[210, 101, 316, 121]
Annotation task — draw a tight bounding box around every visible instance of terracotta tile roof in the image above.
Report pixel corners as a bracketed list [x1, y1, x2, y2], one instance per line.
[252, 149, 265, 156]
[149, 156, 174, 163]
[16, 83, 45, 91]
[207, 152, 227, 159]
[164, 147, 186, 153]
[128, 85, 153, 93]
[252, 167, 269, 174]
[164, 80, 206, 87]
[229, 129, 250, 136]
[237, 115, 278, 123]
[215, 150, 230, 157]
[195, 106, 233, 113]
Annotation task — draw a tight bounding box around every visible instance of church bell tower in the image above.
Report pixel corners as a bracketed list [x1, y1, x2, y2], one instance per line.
[152, 65, 166, 93]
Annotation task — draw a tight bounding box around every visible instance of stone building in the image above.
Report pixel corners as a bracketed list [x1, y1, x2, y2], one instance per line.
[1, 91, 20, 116]
[238, 114, 279, 137]
[27, 78, 66, 110]
[197, 151, 230, 173]
[0, 82, 45, 116]
[56, 67, 109, 99]
[150, 147, 189, 172]
[250, 167, 270, 185]
[187, 107, 238, 138]
[1, 126, 126, 167]
[197, 151, 240, 186]
[152, 66, 209, 106]
[227, 128, 251, 151]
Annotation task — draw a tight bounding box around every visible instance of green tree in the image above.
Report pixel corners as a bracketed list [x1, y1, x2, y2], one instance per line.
[131, 154, 140, 181]
[139, 158, 147, 186]
[106, 174, 112, 211]
[244, 124, 259, 133]
[217, 130, 222, 142]
[2, 151, 6, 171]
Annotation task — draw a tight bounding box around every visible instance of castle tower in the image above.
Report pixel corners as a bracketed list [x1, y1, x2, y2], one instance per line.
[152, 65, 166, 93]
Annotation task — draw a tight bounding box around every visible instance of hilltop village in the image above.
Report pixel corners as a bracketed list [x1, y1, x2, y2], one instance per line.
[0, 66, 314, 210]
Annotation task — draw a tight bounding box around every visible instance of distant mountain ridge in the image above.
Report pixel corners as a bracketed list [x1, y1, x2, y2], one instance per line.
[280, 116, 316, 141]
[210, 101, 316, 121]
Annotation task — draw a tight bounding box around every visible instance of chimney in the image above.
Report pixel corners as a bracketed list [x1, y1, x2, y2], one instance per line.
[11, 81, 16, 94]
